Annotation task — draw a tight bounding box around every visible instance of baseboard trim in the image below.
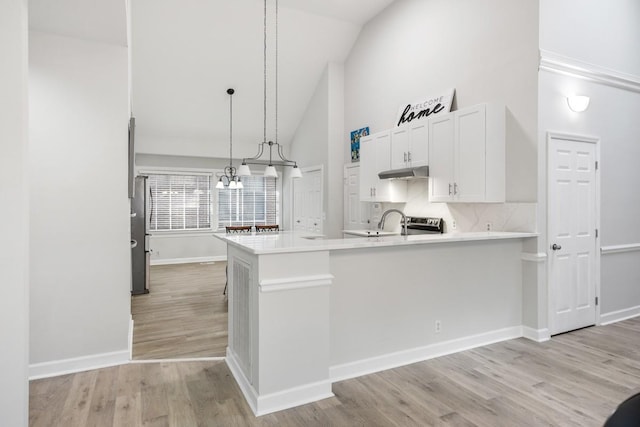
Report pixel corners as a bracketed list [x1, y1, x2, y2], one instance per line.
[600, 305, 640, 325]
[521, 252, 547, 263]
[522, 326, 550, 342]
[226, 348, 259, 415]
[29, 350, 130, 380]
[226, 348, 334, 417]
[330, 326, 522, 383]
[130, 357, 225, 364]
[150, 256, 225, 266]
[128, 316, 134, 360]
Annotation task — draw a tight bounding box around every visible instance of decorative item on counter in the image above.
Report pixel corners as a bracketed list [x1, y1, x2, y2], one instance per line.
[395, 88, 455, 127]
[350, 126, 369, 162]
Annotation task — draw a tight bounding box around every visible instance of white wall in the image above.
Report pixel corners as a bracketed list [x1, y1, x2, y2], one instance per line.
[344, 0, 539, 202]
[287, 63, 345, 237]
[540, 0, 640, 76]
[539, 0, 640, 320]
[29, 32, 131, 369]
[538, 71, 640, 317]
[326, 63, 346, 238]
[0, 0, 29, 424]
[150, 234, 226, 265]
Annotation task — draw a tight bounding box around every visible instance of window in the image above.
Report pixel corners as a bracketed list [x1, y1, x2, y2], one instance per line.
[217, 175, 278, 228]
[147, 173, 211, 231]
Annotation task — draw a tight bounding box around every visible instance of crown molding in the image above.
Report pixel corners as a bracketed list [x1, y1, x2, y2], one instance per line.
[539, 50, 640, 94]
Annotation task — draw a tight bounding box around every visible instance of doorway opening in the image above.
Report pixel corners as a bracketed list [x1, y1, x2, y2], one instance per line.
[131, 261, 228, 359]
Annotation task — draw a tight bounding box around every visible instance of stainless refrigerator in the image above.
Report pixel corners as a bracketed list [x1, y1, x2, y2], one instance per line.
[131, 175, 150, 295]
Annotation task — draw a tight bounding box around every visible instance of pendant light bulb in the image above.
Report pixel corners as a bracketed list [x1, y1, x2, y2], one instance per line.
[264, 165, 278, 178]
[290, 165, 302, 179]
[216, 179, 224, 189]
[238, 163, 251, 176]
[228, 180, 237, 189]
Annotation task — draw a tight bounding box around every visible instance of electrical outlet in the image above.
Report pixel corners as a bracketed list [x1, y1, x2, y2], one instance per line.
[435, 320, 442, 333]
[485, 222, 492, 231]
[451, 220, 457, 230]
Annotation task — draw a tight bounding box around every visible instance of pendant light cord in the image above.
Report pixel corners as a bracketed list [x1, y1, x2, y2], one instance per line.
[275, 0, 278, 145]
[263, 0, 267, 145]
[229, 91, 233, 167]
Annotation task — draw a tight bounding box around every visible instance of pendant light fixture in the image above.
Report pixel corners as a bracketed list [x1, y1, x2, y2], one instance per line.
[216, 88, 243, 190]
[238, 0, 302, 179]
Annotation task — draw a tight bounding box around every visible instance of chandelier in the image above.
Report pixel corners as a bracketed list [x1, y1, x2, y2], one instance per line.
[216, 88, 243, 189]
[237, 0, 302, 179]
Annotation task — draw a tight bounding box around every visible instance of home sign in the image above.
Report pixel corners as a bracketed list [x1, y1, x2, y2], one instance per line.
[395, 88, 455, 127]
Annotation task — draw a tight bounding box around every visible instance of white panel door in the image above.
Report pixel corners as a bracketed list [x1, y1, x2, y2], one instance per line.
[292, 176, 307, 231]
[344, 165, 370, 230]
[548, 135, 597, 335]
[292, 168, 323, 233]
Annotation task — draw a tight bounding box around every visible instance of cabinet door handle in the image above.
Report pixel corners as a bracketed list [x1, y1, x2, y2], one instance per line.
[404, 152, 407, 162]
[408, 151, 412, 162]
[448, 183, 452, 195]
[454, 183, 458, 195]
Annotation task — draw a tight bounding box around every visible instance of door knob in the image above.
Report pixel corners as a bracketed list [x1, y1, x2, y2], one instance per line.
[551, 243, 562, 251]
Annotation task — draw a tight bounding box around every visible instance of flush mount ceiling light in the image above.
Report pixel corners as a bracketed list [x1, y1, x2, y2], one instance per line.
[238, 0, 302, 180]
[216, 88, 243, 190]
[567, 95, 590, 112]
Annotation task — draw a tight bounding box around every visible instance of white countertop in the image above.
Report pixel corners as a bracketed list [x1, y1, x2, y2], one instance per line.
[214, 230, 537, 255]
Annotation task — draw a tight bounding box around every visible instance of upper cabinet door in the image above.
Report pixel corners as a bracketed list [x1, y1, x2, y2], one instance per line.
[455, 104, 486, 202]
[390, 127, 409, 170]
[428, 113, 455, 202]
[427, 103, 504, 203]
[408, 122, 428, 167]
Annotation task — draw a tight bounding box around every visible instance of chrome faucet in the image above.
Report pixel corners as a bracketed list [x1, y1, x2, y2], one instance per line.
[378, 209, 408, 235]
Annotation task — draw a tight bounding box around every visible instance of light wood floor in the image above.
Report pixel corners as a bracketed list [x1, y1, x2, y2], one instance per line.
[30, 318, 640, 426]
[131, 262, 228, 359]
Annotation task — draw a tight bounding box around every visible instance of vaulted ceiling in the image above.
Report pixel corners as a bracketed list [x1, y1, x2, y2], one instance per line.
[29, 0, 396, 158]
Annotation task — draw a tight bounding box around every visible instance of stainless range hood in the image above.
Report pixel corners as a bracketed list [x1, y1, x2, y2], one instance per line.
[378, 165, 429, 180]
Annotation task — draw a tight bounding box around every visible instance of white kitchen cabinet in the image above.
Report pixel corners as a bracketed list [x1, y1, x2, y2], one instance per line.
[390, 122, 428, 170]
[359, 131, 407, 202]
[428, 103, 505, 203]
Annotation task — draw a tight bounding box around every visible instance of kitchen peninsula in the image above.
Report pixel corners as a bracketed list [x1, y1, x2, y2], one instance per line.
[215, 230, 536, 416]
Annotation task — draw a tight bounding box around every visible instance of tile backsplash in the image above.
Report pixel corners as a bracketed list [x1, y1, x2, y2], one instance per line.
[378, 180, 537, 233]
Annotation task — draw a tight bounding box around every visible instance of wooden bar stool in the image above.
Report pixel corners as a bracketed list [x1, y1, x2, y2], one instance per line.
[225, 225, 253, 234]
[255, 224, 279, 232]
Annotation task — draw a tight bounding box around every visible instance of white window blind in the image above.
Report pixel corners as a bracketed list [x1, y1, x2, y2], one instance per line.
[217, 175, 278, 228]
[148, 173, 211, 231]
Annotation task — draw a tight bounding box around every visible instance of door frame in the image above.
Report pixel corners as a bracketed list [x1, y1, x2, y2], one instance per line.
[289, 164, 324, 233]
[546, 131, 601, 334]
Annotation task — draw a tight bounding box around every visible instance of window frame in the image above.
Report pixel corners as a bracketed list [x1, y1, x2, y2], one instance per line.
[138, 166, 282, 234]
[139, 168, 214, 235]
[216, 173, 280, 230]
